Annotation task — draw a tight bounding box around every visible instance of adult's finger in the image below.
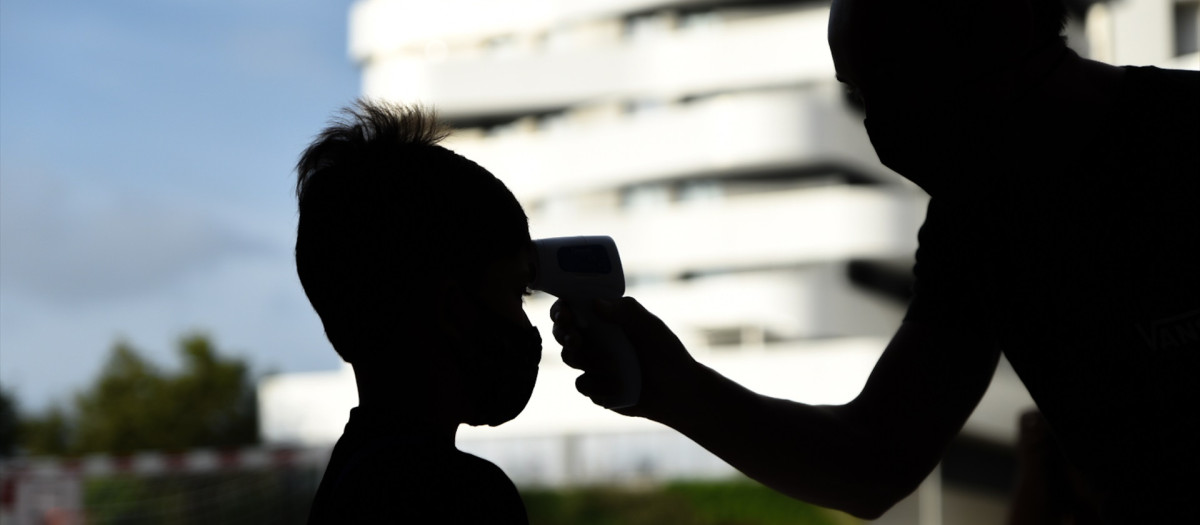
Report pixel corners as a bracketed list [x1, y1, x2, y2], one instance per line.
[575, 373, 597, 399]
[574, 372, 627, 409]
[560, 339, 589, 370]
[549, 299, 572, 323]
[552, 320, 578, 346]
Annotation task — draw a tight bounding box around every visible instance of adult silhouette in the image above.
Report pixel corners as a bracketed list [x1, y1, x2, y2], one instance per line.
[553, 1, 1199, 522]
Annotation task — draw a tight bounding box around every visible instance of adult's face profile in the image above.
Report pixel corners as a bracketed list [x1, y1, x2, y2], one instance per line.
[828, 0, 1036, 115]
[827, 0, 1042, 186]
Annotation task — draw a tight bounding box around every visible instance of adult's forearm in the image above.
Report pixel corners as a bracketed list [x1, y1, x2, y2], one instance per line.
[652, 364, 927, 519]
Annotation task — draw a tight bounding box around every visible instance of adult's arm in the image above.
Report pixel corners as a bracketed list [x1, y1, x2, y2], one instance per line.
[553, 298, 1000, 519]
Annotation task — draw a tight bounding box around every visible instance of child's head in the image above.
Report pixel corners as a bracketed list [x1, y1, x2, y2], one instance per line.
[295, 100, 539, 426]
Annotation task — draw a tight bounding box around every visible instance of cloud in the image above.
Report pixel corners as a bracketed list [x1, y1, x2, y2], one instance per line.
[0, 166, 276, 304]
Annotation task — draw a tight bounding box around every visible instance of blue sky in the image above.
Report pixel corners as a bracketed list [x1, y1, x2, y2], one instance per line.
[1, 0, 360, 411]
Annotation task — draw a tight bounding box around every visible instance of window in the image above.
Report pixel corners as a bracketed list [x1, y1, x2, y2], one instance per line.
[1175, 1, 1200, 56]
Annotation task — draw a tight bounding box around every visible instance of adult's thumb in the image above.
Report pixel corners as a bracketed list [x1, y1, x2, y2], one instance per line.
[594, 296, 652, 327]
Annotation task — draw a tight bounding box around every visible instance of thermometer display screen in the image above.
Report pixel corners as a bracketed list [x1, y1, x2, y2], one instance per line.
[556, 245, 612, 274]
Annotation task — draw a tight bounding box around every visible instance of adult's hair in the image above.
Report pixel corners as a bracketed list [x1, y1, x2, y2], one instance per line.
[934, 0, 1068, 66]
[1031, 0, 1069, 48]
[295, 100, 530, 363]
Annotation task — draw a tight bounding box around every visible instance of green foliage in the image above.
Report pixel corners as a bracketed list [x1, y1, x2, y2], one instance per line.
[18, 404, 73, 456]
[665, 479, 861, 525]
[85, 475, 148, 524]
[521, 479, 860, 525]
[0, 387, 17, 457]
[522, 485, 696, 525]
[16, 333, 259, 456]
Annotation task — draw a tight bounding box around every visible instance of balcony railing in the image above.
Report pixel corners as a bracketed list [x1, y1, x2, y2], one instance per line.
[444, 87, 897, 201]
[350, 0, 816, 58]
[527, 184, 925, 276]
[523, 261, 910, 348]
[356, 5, 835, 117]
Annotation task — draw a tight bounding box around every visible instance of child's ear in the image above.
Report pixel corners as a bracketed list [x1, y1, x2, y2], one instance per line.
[436, 279, 476, 341]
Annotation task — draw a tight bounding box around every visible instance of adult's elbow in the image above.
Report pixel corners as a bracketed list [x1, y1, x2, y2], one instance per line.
[840, 488, 907, 520]
[844, 495, 901, 521]
[773, 482, 902, 520]
[836, 461, 930, 519]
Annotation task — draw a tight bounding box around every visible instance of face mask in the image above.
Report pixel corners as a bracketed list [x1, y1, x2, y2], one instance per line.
[456, 304, 542, 427]
[868, 115, 940, 190]
[865, 114, 959, 194]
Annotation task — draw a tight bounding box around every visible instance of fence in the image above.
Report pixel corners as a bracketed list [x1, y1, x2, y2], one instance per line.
[0, 447, 327, 525]
[4, 430, 873, 524]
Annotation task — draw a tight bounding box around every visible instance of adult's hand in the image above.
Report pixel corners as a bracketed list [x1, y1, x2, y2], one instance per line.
[551, 297, 699, 421]
[554, 297, 1001, 519]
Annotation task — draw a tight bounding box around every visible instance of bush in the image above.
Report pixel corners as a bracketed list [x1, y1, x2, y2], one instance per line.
[521, 478, 860, 525]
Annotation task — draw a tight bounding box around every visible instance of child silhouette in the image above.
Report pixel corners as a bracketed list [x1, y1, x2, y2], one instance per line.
[297, 101, 539, 524]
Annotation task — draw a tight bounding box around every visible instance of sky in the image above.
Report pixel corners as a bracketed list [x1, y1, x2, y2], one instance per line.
[1, 0, 361, 412]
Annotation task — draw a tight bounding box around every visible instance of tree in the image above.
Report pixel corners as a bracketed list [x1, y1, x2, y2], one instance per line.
[17, 403, 72, 456]
[0, 388, 18, 457]
[5, 387, 74, 457]
[17, 333, 259, 456]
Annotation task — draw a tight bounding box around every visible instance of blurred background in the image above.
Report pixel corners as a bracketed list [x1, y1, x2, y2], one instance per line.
[2, 0, 1196, 523]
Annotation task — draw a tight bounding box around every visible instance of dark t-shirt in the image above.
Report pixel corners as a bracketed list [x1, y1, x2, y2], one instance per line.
[307, 407, 529, 524]
[905, 65, 1199, 521]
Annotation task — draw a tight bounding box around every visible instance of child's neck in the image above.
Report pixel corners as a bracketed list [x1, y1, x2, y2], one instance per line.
[354, 362, 466, 447]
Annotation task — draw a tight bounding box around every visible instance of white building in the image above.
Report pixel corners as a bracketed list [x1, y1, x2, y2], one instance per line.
[259, 0, 1199, 522]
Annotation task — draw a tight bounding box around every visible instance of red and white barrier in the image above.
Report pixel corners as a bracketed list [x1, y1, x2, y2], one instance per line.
[0, 446, 330, 525]
[0, 445, 329, 479]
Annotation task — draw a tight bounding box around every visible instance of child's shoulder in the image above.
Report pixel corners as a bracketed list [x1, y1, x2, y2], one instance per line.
[329, 447, 527, 523]
[418, 449, 528, 523]
[445, 449, 519, 489]
[369, 448, 519, 499]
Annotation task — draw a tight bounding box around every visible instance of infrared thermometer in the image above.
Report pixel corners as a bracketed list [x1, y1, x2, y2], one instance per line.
[530, 236, 641, 409]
